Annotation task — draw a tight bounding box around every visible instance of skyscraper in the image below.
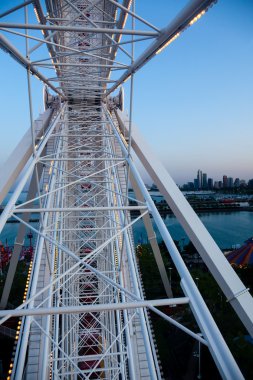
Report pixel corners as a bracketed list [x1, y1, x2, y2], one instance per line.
[208, 178, 213, 189]
[228, 177, 234, 188]
[197, 169, 203, 189]
[234, 178, 240, 188]
[203, 173, 207, 189]
[248, 179, 253, 189]
[223, 175, 228, 188]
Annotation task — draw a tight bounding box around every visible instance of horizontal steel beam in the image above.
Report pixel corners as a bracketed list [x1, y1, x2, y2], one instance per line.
[35, 62, 127, 68]
[50, 134, 115, 137]
[46, 229, 115, 234]
[39, 158, 125, 161]
[0, 298, 189, 317]
[14, 206, 147, 212]
[0, 23, 158, 36]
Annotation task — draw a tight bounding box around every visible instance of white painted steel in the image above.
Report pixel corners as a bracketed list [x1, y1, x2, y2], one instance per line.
[0, 1, 248, 379]
[0, 108, 52, 204]
[130, 173, 173, 298]
[0, 22, 159, 36]
[0, 298, 189, 317]
[0, 105, 66, 234]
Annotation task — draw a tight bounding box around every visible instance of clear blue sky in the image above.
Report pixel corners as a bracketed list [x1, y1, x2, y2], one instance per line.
[0, 0, 253, 185]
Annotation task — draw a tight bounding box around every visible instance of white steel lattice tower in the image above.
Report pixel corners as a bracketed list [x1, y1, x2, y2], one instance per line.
[0, 1, 253, 380]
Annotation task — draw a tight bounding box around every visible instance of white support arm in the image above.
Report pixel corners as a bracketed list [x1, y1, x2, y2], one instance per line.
[115, 108, 253, 338]
[0, 108, 53, 204]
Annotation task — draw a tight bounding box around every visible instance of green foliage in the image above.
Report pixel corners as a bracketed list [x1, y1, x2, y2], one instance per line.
[137, 244, 167, 299]
[190, 267, 253, 379]
[182, 241, 196, 255]
[0, 261, 29, 307]
[137, 242, 253, 379]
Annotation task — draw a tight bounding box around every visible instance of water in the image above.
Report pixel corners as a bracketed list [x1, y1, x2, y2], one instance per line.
[1, 212, 253, 250]
[0, 222, 38, 247]
[132, 211, 253, 249]
[2, 191, 29, 206]
[0, 192, 39, 246]
[1, 190, 253, 251]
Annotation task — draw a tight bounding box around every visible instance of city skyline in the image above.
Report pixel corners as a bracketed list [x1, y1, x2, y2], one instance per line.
[181, 168, 253, 190]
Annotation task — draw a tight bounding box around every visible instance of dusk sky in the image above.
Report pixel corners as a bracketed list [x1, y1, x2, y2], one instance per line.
[0, 0, 253, 185]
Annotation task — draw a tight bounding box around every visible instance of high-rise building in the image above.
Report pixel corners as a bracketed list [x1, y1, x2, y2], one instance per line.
[214, 181, 219, 189]
[218, 181, 223, 189]
[234, 178, 240, 188]
[248, 179, 253, 189]
[208, 178, 213, 189]
[223, 175, 228, 188]
[194, 178, 199, 190]
[203, 173, 207, 189]
[228, 177, 233, 188]
[197, 169, 202, 189]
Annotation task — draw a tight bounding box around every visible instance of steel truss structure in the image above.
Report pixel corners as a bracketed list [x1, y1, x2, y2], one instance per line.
[0, 1, 253, 379]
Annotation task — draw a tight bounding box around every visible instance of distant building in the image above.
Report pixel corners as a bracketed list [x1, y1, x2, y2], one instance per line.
[203, 173, 207, 189]
[234, 178, 240, 188]
[188, 172, 249, 191]
[228, 177, 233, 188]
[248, 179, 253, 189]
[223, 175, 228, 188]
[188, 182, 194, 190]
[150, 183, 158, 191]
[214, 181, 219, 189]
[208, 178, 213, 189]
[197, 170, 202, 189]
